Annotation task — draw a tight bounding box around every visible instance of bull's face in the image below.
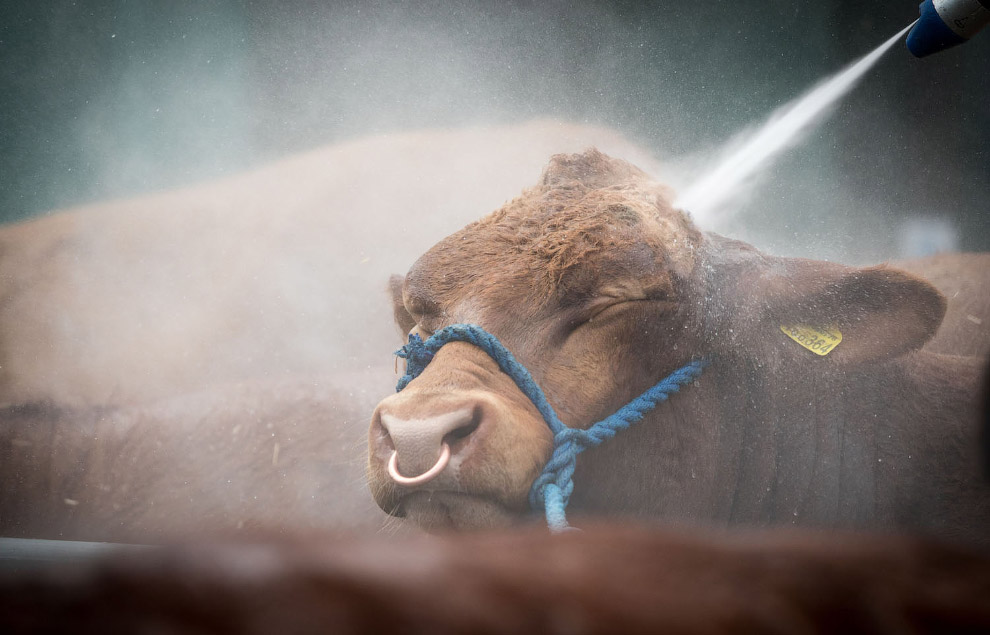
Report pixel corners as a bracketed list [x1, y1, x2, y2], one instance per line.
[367, 150, 947, 532]
[367, 150, 705, 530]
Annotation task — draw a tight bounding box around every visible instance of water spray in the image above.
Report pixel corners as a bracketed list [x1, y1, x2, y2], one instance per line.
[675, 23, 915, 225]
[906, 0, 990, 57]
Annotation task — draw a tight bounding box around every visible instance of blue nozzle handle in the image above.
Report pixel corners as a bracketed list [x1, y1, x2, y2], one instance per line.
[906, 0, 990, 57]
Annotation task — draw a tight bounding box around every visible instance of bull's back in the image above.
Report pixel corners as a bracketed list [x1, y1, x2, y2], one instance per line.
[894, 253, 990, 358]
[0, 377, 398, 543]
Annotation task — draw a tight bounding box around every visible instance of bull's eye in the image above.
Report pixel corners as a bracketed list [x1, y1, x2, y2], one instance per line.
[571, 297, 672, 334]
[588, 299, 644, 322]
[562, 301, 630, 336]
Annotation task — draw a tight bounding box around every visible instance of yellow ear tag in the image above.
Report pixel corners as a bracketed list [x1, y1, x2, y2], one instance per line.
[780, 324, 842, 356]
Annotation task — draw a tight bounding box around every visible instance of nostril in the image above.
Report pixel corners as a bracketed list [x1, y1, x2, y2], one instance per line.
[370, 409, 396, 452]
[377, 403, 488, 484]
[443, 404, 483, 453]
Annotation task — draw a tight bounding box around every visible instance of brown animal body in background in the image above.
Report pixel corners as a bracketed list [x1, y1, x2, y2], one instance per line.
[894, 253, 990, 359]
[2, 525, 989, 634]
[0, 374, 398, 543]
[0, 121, 660, 407]
[0, 123, 663, 543]
[368, 150, 990, 544]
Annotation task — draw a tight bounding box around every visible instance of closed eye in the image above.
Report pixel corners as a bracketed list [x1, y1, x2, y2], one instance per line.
[562, 300, 633, 333]
[586, 299, 648, 323]
[569, 296, 675, 332]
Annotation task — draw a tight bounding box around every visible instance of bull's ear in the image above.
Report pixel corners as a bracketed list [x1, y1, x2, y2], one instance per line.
[389, 274, 416, 339]
[718, 258, 947, 367]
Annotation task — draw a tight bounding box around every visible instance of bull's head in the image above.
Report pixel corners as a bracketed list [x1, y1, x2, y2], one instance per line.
[367, 149, 946, 532]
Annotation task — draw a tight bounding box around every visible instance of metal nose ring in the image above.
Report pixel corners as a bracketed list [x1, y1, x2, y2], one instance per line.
[387, 442, 451, 486]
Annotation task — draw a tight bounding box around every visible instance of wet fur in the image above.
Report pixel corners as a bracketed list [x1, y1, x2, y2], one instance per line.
[370, 149, 990, 543]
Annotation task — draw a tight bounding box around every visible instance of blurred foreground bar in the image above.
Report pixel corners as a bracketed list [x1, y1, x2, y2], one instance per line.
[0, 537, 152, 574]
[1, 526, 989, 634]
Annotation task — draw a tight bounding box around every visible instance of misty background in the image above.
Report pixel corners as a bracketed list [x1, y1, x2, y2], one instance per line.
[1, 0, 987, 262]
[0, 0, 988, 545]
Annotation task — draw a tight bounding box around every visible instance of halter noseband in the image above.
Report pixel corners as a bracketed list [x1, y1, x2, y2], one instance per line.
[394, 323, 708, 532]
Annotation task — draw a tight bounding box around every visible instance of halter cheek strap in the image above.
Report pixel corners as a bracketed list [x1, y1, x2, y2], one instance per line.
[395, 323, 709, 532]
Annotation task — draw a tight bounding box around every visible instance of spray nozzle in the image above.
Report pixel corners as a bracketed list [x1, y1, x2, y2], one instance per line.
[906, 0, 990, 57]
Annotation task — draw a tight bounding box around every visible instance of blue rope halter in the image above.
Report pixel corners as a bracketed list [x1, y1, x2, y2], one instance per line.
[395, 323, 708, 532]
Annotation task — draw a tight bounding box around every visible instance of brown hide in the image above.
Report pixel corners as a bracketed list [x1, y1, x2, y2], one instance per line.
[0, 121, 661, 406]
[985, 365, 990, 479]
[2, 526, 989, 634]
[0, 372, 400, 543]
[368, 149, 990, 544]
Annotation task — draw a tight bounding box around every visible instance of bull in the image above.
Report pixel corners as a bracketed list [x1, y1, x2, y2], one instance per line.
[368, 149, 990, 543]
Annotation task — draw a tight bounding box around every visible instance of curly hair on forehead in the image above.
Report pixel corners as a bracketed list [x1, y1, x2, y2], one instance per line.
[532, 198, 646, 286]
[471, 190, 650, 298]
[464, 149, 700, 299]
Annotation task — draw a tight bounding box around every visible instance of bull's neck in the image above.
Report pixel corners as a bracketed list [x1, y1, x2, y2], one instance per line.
[708, 358, 878, 529]
[568, 356, 883, 529]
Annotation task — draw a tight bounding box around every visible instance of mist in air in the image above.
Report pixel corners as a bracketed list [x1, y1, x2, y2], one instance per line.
[0, 0, 987, 407]
[674, 21, 915, 227]
[0, 2, 987, 547]
[4, 2, 988, 259]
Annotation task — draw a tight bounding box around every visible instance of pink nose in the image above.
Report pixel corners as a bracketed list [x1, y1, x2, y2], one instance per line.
[377, 407, 481, 486]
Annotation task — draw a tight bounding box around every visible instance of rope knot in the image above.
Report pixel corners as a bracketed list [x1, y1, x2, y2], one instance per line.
[395, 334, 435, 391]
[553, 426, 588, 448]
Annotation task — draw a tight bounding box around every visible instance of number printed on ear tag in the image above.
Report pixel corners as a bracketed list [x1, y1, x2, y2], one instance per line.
[780, 324, 842, 356]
